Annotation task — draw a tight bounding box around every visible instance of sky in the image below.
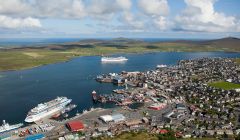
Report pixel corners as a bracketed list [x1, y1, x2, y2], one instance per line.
[0, 0, 239, 39]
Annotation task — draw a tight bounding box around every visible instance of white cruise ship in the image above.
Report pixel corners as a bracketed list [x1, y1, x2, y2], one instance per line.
[101, 56, 128, 62]
[156, 64, 167, 68]
[0, 120, 23, 133]
[25, 97, 72, 123]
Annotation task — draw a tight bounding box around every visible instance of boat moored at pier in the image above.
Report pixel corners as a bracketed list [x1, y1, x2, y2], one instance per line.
[0, 120, 23, 133]
[25, 97, 72, 123]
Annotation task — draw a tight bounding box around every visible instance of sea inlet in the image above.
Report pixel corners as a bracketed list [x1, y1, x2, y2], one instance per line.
[0, 52, 240, 123]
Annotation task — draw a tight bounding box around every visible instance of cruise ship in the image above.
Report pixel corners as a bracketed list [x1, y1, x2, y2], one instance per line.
[156, 64, 167, 68]
[101, 56, 128, 62]
[25, 97, 72, 123]
[0, 120, 23, 133]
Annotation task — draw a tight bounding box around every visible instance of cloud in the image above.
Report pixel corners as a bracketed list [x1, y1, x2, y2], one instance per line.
[116, 0, 132, 10]
[0, 0, 132, 19]
[138, 0, 169, 16]
[138, 0, 170, 30]
[87, 0, 133, 20]
[175, 0, 240, 32]
[31, 0, 86, 18]
[0, 15, 41, 29]
[0, 0, 31, 15]
[153, 16, 168, 30]
[0, 0, 133, 30]
[120, 12, 144, 29]
[0, 0, 239, 35]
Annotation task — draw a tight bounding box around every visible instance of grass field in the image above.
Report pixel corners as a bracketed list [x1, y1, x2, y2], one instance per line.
[236, 58, 240, 64]
[208, 81, 240, 90]
[0, 50, 77, 71]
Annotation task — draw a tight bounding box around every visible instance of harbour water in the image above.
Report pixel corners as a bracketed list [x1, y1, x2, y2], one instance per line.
[0, 52, 240, 123]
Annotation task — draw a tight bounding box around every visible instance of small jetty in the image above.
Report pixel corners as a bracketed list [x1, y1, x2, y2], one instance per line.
[96, 75, 112, 83]
[95, 73, 126, 84]
[113, 89, 125, 94]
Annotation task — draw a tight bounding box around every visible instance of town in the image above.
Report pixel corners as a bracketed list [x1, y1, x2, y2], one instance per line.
[1, 57, 240, 140]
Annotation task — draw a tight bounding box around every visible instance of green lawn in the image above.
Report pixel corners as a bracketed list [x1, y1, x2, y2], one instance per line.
[236, 58, 240, 64]
[208, 81, 240, 90]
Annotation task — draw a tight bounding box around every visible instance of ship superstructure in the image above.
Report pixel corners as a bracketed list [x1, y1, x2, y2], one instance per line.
[25, 97, 71, 123]
[156, 64, 167, 68]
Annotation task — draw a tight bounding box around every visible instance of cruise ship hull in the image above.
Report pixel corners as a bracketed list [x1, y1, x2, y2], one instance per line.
[101, 59, 128, 62]
[101, 57, 128, 62]
[0, 124, 23, 133]
[25, 98, 71, 123]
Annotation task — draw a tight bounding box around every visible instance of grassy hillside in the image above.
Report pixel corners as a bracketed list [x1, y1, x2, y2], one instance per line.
[0, 37, 239, 71]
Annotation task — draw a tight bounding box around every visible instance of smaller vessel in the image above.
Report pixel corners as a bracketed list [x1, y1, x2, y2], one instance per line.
[76, 110, 80, 116]
[64, 104, 77, 112]
[101, 56, 128, 62]
[113, 89, 125, 94]
[0, 120, 23, 133]
[82, 110, 88, 114]
[98, 95, 106, 103]
[92, 90, 98, 102]
[156, 64, 167, 68]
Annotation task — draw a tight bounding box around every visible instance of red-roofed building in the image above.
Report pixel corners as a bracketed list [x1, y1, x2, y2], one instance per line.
[175, 131, 183, 138]
[159, 129, 168, 134]
[67, 121, 84, 132]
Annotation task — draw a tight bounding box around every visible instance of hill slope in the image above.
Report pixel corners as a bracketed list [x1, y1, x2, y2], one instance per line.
[0, 37, 239, 71]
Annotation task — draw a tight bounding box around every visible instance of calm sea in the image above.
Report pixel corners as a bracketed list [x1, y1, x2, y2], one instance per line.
[0, 52, 240, 124]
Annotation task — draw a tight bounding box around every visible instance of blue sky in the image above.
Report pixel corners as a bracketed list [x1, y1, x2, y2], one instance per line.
[0, 0, 239, 38]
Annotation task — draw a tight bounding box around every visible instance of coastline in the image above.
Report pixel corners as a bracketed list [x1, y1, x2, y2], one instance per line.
[0, 50, 240, 73]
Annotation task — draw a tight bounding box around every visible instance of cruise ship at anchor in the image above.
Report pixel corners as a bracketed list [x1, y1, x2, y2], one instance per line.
[0, 120, 23, 133]
[101, 56, 128, 62]
[25, 97, 72, 123]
